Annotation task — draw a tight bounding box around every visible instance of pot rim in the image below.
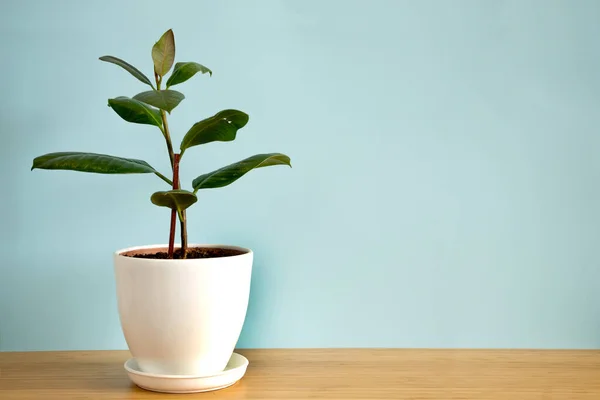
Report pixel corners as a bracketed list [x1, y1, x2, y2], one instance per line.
[114, 243, 253, 262]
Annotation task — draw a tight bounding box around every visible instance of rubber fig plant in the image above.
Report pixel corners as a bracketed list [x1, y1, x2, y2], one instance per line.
[31, 29, 291, 259]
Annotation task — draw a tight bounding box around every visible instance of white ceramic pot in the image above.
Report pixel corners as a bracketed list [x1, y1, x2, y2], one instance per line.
[113, 244, 253, 376]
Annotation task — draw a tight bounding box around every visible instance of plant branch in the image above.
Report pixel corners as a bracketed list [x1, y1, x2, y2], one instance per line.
[161, 110, 175, 169]
[154, 171, 173, 186]
[179, 210, 188, 258]
[155, 72, 175, 170]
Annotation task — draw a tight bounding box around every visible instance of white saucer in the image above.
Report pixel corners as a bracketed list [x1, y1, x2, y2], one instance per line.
[124, 353, 249, 393]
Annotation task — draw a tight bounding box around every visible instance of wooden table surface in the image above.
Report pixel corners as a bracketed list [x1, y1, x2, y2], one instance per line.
[1, 349, 599, 399]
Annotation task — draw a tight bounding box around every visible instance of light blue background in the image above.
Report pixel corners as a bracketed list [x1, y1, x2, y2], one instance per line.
[1, 0, 599, 351]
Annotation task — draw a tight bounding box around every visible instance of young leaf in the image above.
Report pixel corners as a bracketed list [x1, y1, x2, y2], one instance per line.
[152, 29, 175, 77]
[99, 56, 154, 88]
[108, 97, 163, 127]
[166, 62, 212, 88]
[151, 190, 198, 213]
[32, 152, 157, 174]
[180, 110, 249, 153]
[192, 153, 291, 191]
[133, 90, 185, 113]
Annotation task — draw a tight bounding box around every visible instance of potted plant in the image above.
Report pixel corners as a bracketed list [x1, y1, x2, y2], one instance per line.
[31, 29, 291, 383]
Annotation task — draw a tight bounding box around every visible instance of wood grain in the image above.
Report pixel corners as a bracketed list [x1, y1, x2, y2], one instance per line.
[1, 349, 599, 399]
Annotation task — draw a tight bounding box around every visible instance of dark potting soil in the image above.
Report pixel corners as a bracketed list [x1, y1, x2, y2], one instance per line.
[127, 247, 246, 259]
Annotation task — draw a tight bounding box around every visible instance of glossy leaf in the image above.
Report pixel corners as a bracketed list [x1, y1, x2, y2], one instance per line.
[133, 90, 184, 113]
[152, 29, 175, 76]
[151, 189, 198, 213]
[166, 62, 212, 88]
[99, 56, 153, 88]
[108, 97, 163, 127]
[31, 152, 157, 174]
[192, 153, 291, 191]
[180, 110, 249, 153]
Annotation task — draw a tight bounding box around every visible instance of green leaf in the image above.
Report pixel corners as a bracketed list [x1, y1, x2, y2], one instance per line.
[152, 29, 175, 76]
[31, 152, 173, 185]
[192, 153, 291, 191]
[99, 55, 154, 88]
[151, 190, 198, 214]
[31, 152, 158, 174]
[108, 97, 163, 127]
[133, 90, 184, 113]
[166, 62, 212, 88]
[180, 110, 249, 153]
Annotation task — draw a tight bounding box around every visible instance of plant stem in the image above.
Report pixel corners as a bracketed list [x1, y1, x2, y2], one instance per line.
[171, 154, 188, 259]
[179, 210, 188, 259]
[154, 71, 163, 90]
[156, 71, 178, 259]
[167, 153, 181, 258]
[165, 155, 177, 258]
[168, 209, 176, 258]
